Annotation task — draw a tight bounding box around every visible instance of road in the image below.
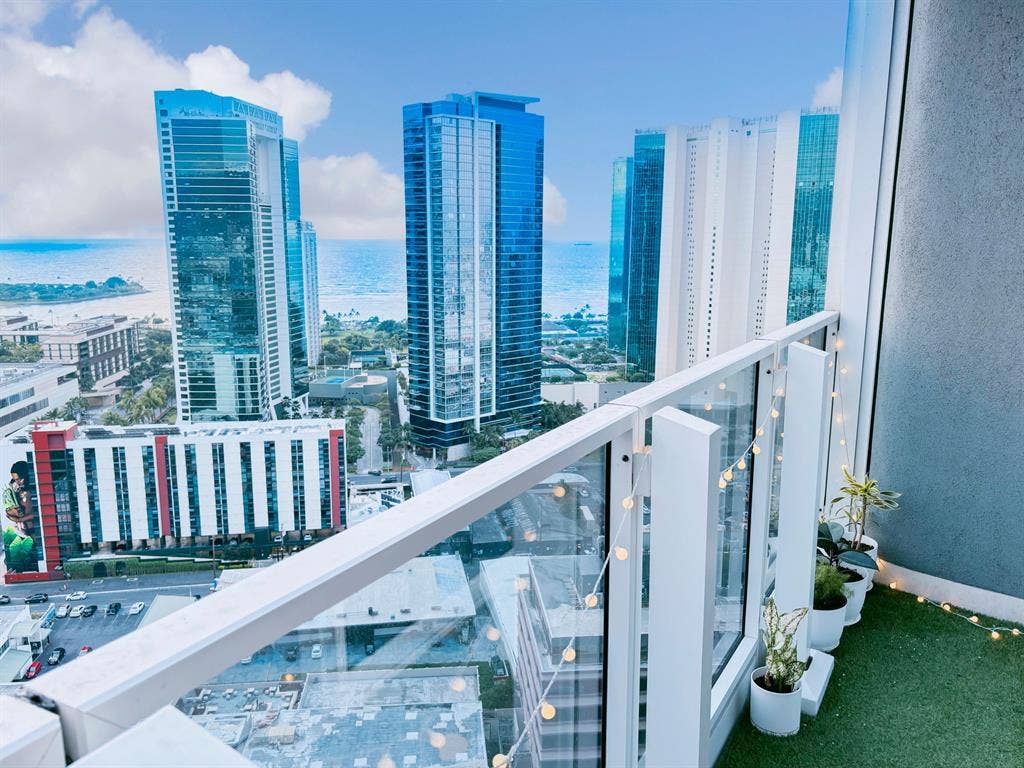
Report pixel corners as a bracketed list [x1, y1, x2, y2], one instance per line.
[356, 406, 384, 474]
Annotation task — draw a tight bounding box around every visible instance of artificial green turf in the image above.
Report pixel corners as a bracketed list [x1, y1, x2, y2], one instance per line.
[716, 588, 1024, 768]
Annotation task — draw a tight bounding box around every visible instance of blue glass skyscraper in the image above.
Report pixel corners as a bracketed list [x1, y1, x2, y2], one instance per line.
[607, 157, 633, 352]
[154, 90, 311, 421]
[624, 131, 666, 380]
[786, 112, 840, 323]
[403, 92, 544, 450]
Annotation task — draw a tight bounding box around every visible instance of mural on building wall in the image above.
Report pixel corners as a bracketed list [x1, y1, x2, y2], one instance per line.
[2, 447, 42, 574]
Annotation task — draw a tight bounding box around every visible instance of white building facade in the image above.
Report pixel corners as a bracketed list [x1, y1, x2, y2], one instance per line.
[0, 363, 78, 436]
[301, 220, 321, 368]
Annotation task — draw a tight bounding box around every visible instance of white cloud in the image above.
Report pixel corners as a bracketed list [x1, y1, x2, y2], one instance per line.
[544, 176, 567, 230]
[300, 153, 404, 239]
[0, 1, 54, 33]
[812, 66, 844, 109]
[0, 7, 334, 238]
[73, 0, 98, 18]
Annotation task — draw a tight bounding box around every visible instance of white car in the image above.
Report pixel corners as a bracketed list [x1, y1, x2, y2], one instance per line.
[310, 644, 323, 660]
[69, 605, 85, 618]
[128, 601, 146, 616]
[65, 591, 87, 601]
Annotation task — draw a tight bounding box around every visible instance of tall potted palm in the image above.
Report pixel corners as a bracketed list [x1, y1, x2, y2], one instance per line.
[830, 467, 900, 589]
[750, 599, 808, 736]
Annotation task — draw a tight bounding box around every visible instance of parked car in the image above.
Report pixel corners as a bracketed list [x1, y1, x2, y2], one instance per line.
[82, 605, 98, 617]
[239, 655, 253, 665]
[55, 604, 70, 618]
[69, 605, 85, 618]
[303, 533, 313, 542]
[273, 534, 283, 544]
[65, 591, 87, 601]
[47, 648, 66, 666]
[0, 595, 10, 605]
[106, 602, 121, 616]
[79, 646, 92, 656]
[128, 601, 146, 615]
[23, 660, 43, 679]
[364, 642, 376, 656]
[490, 655, 509, 680]
[284, 647, 298, 662]
[24, 593, 48, 604]
[311, 643, 323, 660]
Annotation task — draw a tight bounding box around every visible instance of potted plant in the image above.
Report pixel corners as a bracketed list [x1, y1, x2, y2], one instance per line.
[830, 467, 900, 590]
[810, 562, 848, 651]
[817, 522, 874, 625]
[750, 598, 808, 736]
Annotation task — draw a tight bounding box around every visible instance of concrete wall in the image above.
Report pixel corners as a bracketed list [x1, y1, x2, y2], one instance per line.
[869, 0, 1024, 598]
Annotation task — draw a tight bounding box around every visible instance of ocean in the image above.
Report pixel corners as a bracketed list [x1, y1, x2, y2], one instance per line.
[0, 239, 609, 324]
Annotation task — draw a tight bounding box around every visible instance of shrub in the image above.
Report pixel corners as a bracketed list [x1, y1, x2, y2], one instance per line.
[814, 562, 848, 611]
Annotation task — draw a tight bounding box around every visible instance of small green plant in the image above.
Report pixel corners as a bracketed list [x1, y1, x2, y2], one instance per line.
[761, 598, 808, 693]
[830, 466, 900, 550]
[817, 521, 879, 572]
[814, 562, 848, 611]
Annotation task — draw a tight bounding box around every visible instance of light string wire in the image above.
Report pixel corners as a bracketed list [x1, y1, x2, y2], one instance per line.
[494, 447, 652, 767]
[829, 338, 1021, 641]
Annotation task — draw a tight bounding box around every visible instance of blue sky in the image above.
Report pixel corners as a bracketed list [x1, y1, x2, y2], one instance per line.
[8, 0, 847, 240]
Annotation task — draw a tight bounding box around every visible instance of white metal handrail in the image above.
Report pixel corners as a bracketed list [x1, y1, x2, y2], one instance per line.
[19, 310, 839, 764]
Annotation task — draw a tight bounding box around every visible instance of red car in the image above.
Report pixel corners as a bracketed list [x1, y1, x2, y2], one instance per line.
[79, 645, 93, 656]
[23, 660, 43, 679]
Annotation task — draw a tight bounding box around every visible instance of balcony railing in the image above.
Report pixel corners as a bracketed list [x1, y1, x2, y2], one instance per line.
[4, 310, 840, 768]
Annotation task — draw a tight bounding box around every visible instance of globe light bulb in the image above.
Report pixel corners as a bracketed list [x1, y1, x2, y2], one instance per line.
[756, 427, 765, 437]
[718, 382, 727, 390]
[524, 530, 537, 542]
[622, 496, 635, 510]
[942, 603, 952, 612]
[552, 485, 567, 499]
[562, 646, 577, 662]
[752, 443, 761, 456]
[828, 360, 834, 368]
[737, 458, 747, 471]
[775, 387, 785, 396]
[718, 476, 727, 489]
[429, 732, 447, 749]
[835, 338, 845, 349]
[770, 408, 780, 419]
[540, 701, 557, 720]
[492, 754, 509, 768]
[1012, 628, 1021, 636]
[832, 391, 839, 399]
[916, 595, 925, 603]
[378, 757, 396, 768]
[704, 401, 713, 412]
[889, 581, 897, 589]
[775, 454, 783, 463]
[723, 468, 734, 482]
[614, 546, 629, 561]
[840, 366, 849, 375]
[836, 414, 844, 424]
[991, 630, 1001, 641]
[839, 438, 846, 446]
[969, 615, 979, 623]
[584, 593, 598, 608]
[643, 444, 653, 454]
[450, 676, 467, 692]
[486, 626, 501, 641]
[514, 576, 529, 592]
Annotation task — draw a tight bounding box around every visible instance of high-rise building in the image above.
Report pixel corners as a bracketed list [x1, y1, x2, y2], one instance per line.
[301, 221, 321, 368]
[606, 157, 633, 352]
[614, 111, 838, 380]
[403, 92, 544, 450]
[154, 90, 311, 422]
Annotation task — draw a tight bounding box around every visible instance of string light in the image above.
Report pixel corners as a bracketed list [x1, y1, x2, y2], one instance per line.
[752, 443, 761, 455]
[562, 646, 577, 662]
[450, 676, 467, 693]
[718, 382, 727, 390]
[756, 427, 765, 437]
[991, 631, 1001, 641]
[775, 453, 783, 463]
[916, 595, 926, 603]
[704, 401, 713, 412]
[770, 407, 780, 419]
[723, 467, 734, 482]
[969, 615, 979, 623]
[493, 754, 509, 767]
[621, 496, 635, 510]
[614, 546, 629, 561]
[584, 593, 598, 608]
[840, 366, 849, 375]
[429, 732, 447, 749]
[900, 591, 1022, 642]
[775, 387, 785, 397]
[486, 626, 501, 641]
[378, 756, 396, 768]
[889, 581, 898, 589]
[718, 475, 728, 489]
[552, 485, 566, 499]
[737, 457, 747, 471]
[540, 701, 557, 720]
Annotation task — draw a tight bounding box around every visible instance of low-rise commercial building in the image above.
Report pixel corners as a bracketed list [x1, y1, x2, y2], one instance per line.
[0, 363, 78, 436]
[1, 419, 346, 582]
[35, 315, 141, 388]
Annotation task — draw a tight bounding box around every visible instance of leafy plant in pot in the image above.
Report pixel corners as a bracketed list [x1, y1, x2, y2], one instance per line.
[818, 521, 874, 625]
[750, 598, 808, 737]
[830, 467, 900, 591]
[810, 562, 848, 652]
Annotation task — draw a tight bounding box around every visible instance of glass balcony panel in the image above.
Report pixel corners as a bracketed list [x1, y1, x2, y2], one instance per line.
[180, 447, 609, 768]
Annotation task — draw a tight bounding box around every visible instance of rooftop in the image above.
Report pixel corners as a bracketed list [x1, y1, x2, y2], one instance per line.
[0, 362, 75, 388]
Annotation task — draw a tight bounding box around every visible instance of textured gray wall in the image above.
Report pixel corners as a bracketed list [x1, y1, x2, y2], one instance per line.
[869, 0, 1024, 598]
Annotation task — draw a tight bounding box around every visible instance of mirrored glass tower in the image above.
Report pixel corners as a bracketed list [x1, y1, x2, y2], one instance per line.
[403, 92, 544, 450]
[154, 90, 311, 422]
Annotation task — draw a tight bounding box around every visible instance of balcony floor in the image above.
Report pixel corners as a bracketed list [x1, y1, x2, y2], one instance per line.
[717, 588, 1024, 768]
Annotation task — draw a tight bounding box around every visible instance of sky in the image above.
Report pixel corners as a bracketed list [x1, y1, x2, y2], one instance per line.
[0, 0, 848, 241]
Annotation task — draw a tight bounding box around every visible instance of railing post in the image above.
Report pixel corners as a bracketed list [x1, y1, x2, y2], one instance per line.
[775, 342, 831, 659]
[604, 426, 643, 768]
[645, 407, 720, 768]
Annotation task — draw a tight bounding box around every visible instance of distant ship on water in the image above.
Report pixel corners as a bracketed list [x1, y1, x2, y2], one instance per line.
[572, 241, 593, 246]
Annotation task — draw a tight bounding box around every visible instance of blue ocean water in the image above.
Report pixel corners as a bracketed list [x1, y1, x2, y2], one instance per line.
[0, 239, 608, 324]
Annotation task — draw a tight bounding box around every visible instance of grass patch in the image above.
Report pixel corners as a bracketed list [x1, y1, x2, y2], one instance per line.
[717, 587, 1024, 768]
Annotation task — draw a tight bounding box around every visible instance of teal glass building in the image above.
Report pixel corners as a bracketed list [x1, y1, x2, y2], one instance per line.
[607, 157, 634, 352]
[624, 131, 666, 381]
[154, 90, 311, 421]
[786, 112, 840, 323]
[403, 92, 544, 450]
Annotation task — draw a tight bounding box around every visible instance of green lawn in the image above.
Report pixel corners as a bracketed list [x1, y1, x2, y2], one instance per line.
[717, 588, 1024, 768]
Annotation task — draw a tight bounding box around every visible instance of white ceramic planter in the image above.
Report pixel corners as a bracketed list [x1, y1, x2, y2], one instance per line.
[844, 532, 879, 590]
[750, 666, 803, 736]
[843, 572, 869, 626]
[810, 600, 847, 652]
